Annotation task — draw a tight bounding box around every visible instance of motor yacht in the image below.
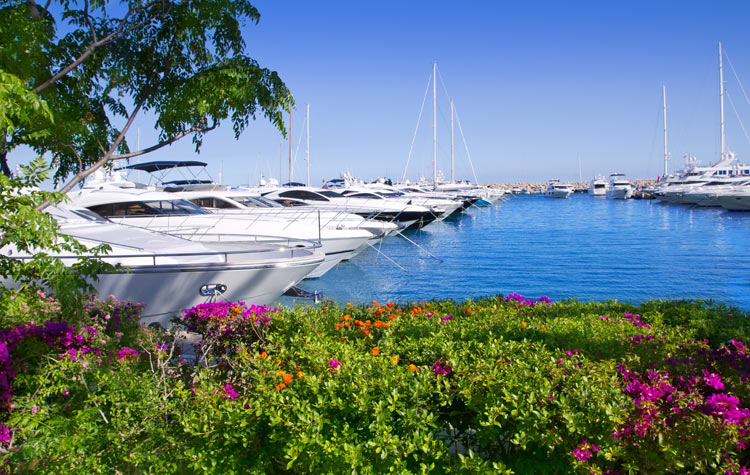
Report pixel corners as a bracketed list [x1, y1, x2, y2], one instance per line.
[261, 187, 439, 231]
[543, 180, 573, 199]
[2, 205, 324, 326]
[67, 182, 374, 279]
[605, 174, 634, 200]
[587, 175, 608, 196]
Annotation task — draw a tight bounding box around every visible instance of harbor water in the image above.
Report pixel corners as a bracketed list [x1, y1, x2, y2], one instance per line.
[290, 194, 750, 310]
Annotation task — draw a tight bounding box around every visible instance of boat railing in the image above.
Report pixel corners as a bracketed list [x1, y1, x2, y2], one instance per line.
[4, 236, 322, 267]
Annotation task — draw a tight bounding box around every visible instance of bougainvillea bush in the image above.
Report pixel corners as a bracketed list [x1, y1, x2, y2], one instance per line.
[0, 293, 749, 473]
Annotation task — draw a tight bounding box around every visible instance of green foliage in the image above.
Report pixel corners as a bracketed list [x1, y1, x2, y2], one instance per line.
[2, 296, 749, 473]
[0, 0, 293, 187]
[0, 157, 112, 324]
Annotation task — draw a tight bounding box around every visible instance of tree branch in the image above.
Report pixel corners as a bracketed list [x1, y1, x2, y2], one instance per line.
[110, 121, 218, 161]
[53, 96, 146, 196]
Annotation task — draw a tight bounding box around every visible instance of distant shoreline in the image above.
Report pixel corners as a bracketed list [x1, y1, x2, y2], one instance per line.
[487, 180, 658, 193]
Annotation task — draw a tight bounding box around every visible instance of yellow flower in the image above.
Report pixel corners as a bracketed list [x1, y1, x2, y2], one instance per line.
[391, 356, 399, 364]
[297, 371, 305, 378]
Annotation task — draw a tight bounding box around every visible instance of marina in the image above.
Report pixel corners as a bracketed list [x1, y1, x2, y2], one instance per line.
[290, 192, 750, 310]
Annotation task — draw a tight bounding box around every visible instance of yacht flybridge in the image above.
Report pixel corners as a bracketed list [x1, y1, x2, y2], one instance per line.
[2, 205, 323, 326]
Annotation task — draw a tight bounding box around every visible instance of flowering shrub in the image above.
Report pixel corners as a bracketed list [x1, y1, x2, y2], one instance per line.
[0, 294, 748, 473]
[180, 301, 278, 363]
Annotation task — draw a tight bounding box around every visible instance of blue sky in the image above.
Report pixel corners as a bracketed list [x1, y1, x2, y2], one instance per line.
[12, 0, 750, 185]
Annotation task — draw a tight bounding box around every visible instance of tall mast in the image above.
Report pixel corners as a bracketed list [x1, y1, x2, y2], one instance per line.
[288, 106, 292, 185]
[661, 84, 669, 176]
[306, 103, 310, 186]
[719, 41, 726, 160]
[450, 98, 455, 183]
[432, 62, 437, 189]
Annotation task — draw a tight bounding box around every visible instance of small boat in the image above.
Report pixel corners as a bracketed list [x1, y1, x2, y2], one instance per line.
[587, 175, 608, 196]
[543, 180, 573, 199]
[606, 174, 634, 200]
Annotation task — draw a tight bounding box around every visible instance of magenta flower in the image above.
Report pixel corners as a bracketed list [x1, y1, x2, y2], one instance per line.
[223, 384, 240, 399]
[116, 347, 139, 361]
[329, 359, 341, 368]
[572, 439, 599, 462]
[432, 360, 452, 376]
[702, 369, 725, 390]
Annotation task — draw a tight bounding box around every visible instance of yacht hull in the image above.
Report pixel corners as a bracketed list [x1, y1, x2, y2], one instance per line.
[96, 257, 321, 326]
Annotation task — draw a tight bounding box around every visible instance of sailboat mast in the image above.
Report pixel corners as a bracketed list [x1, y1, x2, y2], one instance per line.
[306, 104, 310, 186]
[432, 62, 437, 189]
[719, 41, 726, 160]
[288, 107, 292, 185]
[450, 98, 455, 183]
[661, 84, 669, 177]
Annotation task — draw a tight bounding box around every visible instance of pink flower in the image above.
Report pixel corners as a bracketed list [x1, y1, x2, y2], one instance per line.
[329, 359, 341, 368]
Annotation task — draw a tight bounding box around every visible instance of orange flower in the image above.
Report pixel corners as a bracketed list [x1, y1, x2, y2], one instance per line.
[364, 330, 370, 336]
[371, 347, 380, 356]
[283, 374, 293, 385]
[277, 370, 286, 377]
[540, 325, 547, 331]
[258, 352, 268, 359]
[521, 321, 527, 328]
[408, 364, 417, 372]
[323, 306, 329, 311]
[344, 321, 350, 328]
[465, 309, 472, 315]
[387, 302, 396, 308]
[275, 383, 286, 390]
[344, 314, 351, 320]
[297, 371, 305, 378]
[372, 300, 379, 306]
[334, 323, 342, 330]
[389, 314, 397, 321]
[391, 356, 399, 363]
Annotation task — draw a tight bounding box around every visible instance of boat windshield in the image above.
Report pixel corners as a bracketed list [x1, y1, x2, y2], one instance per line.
[88, 199, 209, 217]
[232, 195, 283, 208]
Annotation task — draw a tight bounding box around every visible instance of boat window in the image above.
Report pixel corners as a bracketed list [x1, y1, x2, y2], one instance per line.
[274, 199, 309, 207]
[249, 195, 283, 208]
[348, 192, 383, 199]
[318, 190, 343, 198]
[278, 190, 330, 201]
[141, 200, 209, 215]
[190, 197, 238, 209]
[69, 208, 110, 222]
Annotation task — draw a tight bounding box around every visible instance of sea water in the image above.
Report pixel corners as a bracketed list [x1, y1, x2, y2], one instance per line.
[288, 194, 750, 310]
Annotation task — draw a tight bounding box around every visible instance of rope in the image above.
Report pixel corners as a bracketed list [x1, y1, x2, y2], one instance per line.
[453, 105, 479, 185]
[724, 47, 750, 106]
[726, 90, 750, 147]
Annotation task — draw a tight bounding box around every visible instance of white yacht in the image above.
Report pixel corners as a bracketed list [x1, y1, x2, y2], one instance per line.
[543, 180, 573, 199]
[605, 174, 633, 200]
[67, 184, 374, 279]
[262, 187, 440, 230]
[2, 205, 324, 326]
[587, 175, 608, 196]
